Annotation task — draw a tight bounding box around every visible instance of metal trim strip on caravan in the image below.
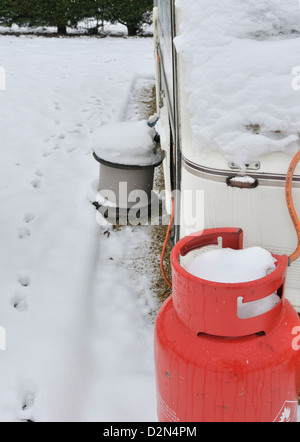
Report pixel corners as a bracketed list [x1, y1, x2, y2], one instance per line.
[183, 156, 300, 188]
[157, 42, 175, 136]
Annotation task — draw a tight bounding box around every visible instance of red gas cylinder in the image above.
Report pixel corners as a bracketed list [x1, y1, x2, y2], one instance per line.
[155, 228, 300, 422]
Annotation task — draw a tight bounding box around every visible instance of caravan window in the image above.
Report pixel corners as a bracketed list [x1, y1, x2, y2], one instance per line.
[157, 0, 173, 108]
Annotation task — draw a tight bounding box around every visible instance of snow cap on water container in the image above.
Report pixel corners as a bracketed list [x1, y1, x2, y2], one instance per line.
[171, 228, 288, 337]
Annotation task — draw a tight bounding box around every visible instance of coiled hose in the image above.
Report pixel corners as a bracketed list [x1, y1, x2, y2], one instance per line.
[285, 150, 300, 265]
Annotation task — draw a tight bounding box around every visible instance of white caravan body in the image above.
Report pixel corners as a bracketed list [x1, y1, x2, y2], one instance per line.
[153, 0, 300, 311]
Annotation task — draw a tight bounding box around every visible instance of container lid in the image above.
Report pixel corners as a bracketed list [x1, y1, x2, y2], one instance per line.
[93, 150, 163, 170]
[93, 120, 163, 168]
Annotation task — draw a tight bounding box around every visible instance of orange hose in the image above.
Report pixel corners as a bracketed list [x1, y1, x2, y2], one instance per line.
[160, 196, 175, 288]
[285, 150, 300, 265]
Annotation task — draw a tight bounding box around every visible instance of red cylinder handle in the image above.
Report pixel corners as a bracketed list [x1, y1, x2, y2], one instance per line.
[171, 228, 288, 337]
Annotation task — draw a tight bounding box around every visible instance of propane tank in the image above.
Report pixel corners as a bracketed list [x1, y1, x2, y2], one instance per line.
[155, 228, 300, 422]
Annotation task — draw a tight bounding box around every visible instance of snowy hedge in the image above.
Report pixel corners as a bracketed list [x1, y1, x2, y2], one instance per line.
[0, 0, 153, 36]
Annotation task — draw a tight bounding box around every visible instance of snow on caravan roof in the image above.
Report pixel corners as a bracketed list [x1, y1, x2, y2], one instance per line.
[174, 0, 300, 167]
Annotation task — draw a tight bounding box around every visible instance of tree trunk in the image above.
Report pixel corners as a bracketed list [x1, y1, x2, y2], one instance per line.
[127, 24, 139, 37]
[88, 26, 99, 35]
[57, 24, 67, 35]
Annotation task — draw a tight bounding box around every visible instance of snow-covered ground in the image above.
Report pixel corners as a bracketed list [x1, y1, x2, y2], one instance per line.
[0, 35, 157, 422]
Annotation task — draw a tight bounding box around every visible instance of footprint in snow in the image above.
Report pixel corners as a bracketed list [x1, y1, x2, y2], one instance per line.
[67, 146, 77, 153]
[13, 274, 30, 312]
[31, 178, 42, 189]
[42, 151, 52, 158]
[35, 169, 44, 177]
[18, 273, 30, 287]
[22, 393, 35, 411]
[12, 293, 28, 312]
[24, 213, 35, 224]
[54, 101, 61, 110]
[20, 392, 36, 422]
[18, 228, 31, 240]
[18, 213, 34, 241]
